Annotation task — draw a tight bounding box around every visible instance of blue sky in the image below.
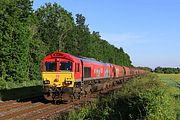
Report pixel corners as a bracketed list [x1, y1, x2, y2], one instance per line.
[33, 0, 180, 69]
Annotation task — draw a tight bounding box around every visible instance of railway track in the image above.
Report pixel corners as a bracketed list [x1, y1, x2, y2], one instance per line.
[0, 80, 124, 120]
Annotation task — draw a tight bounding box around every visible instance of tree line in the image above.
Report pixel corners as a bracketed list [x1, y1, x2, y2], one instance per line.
[0, 1, 132, 83]
[154, 67, 180, 74]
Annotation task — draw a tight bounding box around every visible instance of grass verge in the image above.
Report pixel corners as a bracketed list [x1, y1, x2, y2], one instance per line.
[0, 80, 42, 90]
[67, 74, 177, 120]
[0, 80, 43, 101]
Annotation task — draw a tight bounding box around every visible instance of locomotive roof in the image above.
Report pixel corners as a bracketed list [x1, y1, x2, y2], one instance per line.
[75, 56, 111, 66]
[46, 52, 111, 66]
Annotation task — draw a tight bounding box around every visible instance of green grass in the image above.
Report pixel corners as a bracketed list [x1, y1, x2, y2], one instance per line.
[0, 80, 42, 90]
[156, 73, 180, 120]
[157, 73, 180, 88]
[67, 74, 178, 120]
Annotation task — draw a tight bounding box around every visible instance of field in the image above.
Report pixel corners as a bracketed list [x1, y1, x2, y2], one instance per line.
[157, 73, 180, 120]
[157, 74, 180, 88]
[67, 73, 180, 120]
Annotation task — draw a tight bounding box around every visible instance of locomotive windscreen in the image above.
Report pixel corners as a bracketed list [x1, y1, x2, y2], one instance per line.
[45, 62, 56, 72]
[60, 62, 72, 71]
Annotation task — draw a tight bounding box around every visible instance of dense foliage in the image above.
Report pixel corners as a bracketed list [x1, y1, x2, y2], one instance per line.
[68, 74, 178, 120]
[0, 1, 132, 86]
[1, 0, 33, 83]
[154, 67, 180, 74]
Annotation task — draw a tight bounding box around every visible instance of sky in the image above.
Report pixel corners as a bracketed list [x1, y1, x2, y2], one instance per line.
[33, 0, 180, 69]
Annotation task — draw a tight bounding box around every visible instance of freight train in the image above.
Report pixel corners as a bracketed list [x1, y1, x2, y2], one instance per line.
[42, 52, 146, 101]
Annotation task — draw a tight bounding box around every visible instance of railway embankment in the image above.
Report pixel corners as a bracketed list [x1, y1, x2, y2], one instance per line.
[0, 80, 43, 101]
[67, 74, 179, 120]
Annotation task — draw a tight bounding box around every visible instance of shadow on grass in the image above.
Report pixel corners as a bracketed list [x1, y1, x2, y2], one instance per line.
[106, 96, 147, 120]
[0, 85, 43, 102]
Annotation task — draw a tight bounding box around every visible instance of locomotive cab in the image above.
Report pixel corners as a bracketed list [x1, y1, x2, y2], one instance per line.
[43, 61, 74, 87]
[42, 52, 75, 101]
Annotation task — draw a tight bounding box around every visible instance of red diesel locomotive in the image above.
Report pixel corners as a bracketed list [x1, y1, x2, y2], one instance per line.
[42, 52, 146, 101]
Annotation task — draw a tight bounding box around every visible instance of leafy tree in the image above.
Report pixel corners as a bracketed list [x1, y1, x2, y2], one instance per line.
[35, 3, 74, 53]
[0, 0, 33, 82]
[154, 67, 180, 74]
[74, 14, 91, 56]
[28, 14, 47, 80]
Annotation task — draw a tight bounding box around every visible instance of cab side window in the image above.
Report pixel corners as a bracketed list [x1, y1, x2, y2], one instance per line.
[75, 63, 80, 72]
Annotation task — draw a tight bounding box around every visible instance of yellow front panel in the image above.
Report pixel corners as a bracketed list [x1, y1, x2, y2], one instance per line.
[42, 72, 74, 87]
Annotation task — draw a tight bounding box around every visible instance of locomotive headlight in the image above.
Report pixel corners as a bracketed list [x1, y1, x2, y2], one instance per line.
[43, 80, 50, 84]
[65, 81, 72, 84]
[65, 78, 72, 84]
